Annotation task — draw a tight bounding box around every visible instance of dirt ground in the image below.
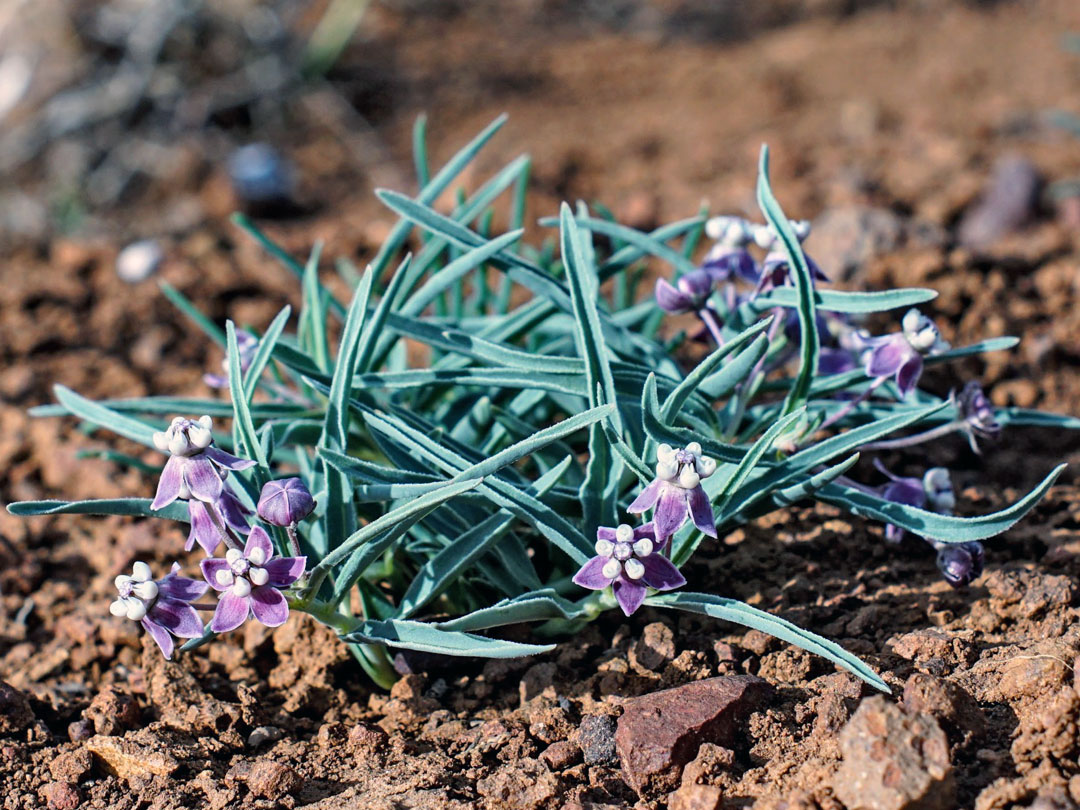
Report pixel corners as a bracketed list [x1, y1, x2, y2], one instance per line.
[4, 1, 1080, 808]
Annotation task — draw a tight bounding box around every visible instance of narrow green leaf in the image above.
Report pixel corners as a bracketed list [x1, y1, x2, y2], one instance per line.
[342, 619, 554, 658]
[8, 498, 189, 521]
[750, 287, 938, 314]
[52, 385, 158, 447]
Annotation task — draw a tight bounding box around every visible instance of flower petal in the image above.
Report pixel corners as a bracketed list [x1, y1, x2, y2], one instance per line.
[210, 592, 250, 633]
[263, 556, 306, 588]
[141, 617, 175, 659]
[158, 569, 208, 602]
[687, 485, 717, 538]
[183, 456, 223, 503]
[218, 489, 252, 535]
[572, 556, 614, 591]
[151, 456, 184, 510]
[640, 554, 687, 592]
[201, 558, 234, 592]
[596, 526, 618, 543]
[149, 599, 205, 639]
[250, 586, 289, 627]
[653, 486, 688, 540]
[186, 500, 221, 555]
[882, 480, 926, 509]
[628, 479, 663, 514]
[865, 335, 910, 378]
[612, 578, 647, 616]
[244, 526, 274, 563]
[655, 278, 693, 314]
[204, 446, 257, 471]
[896, 355, 923, 398]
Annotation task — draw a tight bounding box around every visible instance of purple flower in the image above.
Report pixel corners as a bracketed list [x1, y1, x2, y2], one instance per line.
[151, 416, 255, 510]
[572, 523, 686, 615]
[860, 309, 949, 398]
[204, 330, 258, 389]
[257, 478, 315, 527]
[628, 442, 717, 540]
[110, 562, 208, 659]
[876, 462, 956, 544]
[935, 541, 985, 588]
[758, 250, 828, 292]
[701, 216, 759, 284]
[186, 490, 251, 556]
[201, 527, 305, 633]
[954, 381, 1001, 453]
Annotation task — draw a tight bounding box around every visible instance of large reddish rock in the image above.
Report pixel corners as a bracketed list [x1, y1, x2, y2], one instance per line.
[614, 675, 773, 794]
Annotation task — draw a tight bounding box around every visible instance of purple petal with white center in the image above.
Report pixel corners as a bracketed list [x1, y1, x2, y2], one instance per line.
[201, 558, 235, 592]
[686, 485, 717, 538]
[149, 599, 205, 639]
[158, 568, 208, 602]
[250, 586, 289, 627]
[655, 278, 693, 314]
[184, 456, 223, 503]
[572, 556, 614, 591]
[186, 500, 220, 555]
[263, 556, 306, 588]
[896, 355, 923, 398]
[141, 617, 175, 659]
[151, 456, 184, 510]
[653, 486, 688, 540]
[210, 592, 251, 633]
[204, 446, 257, 471]
[244, 526, 274, 562]
[865, 336, 910, 377]
[640, 554, 687, 592]
[218, 489, 252, 535]
[627, 479, 663, 514]
[632, 522, 660, 545]
[596, 526, 618, 542]
[612, 578, 648, 616]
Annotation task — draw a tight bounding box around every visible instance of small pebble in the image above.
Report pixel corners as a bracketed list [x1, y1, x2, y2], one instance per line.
[228, 143, 294, 205]
[246, 726, 283, 748]
[115, 240, 163, 283]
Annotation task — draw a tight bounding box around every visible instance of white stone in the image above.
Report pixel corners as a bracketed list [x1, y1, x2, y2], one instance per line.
[116, 240, 163, 283]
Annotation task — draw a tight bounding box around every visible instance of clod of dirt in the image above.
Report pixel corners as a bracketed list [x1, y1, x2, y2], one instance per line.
[0, 680, 34, 735]
[1011, 686, 1080, 771]
[832, 695, 953, 810]
[476, 757, 560, 809]
[668, 782, 724, 810]
[578, 714, 618, 765]
[50, 748, 93, 782]
[519, 662, 557, 704]
[889, 628, 974, 669]
[984, 569, 1076, 620]
[614, 675, 773, 795]
[631, 622, 677, 673]
[247, 759, 303, 801]
[86, 734, 179, 780]
[902, 673, 984, 745]
[958, 155, 1041, 248]
[84, 686, 140, 735]
[539, 739, 581, 771]
[40, 781, 81, 810]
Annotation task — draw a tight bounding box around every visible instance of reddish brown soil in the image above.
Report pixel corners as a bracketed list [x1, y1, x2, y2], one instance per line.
[5, 1, 1080, 808]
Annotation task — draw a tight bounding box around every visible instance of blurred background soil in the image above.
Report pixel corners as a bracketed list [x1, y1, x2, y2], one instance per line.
[4, 1, 1080, 808]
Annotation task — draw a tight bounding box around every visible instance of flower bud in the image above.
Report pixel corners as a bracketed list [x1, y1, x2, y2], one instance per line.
[937, 542, 984, 588]
[257, 478, 315, 526]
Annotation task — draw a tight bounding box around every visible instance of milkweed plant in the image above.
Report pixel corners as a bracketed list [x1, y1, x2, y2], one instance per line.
[10, 115, 1078, 692]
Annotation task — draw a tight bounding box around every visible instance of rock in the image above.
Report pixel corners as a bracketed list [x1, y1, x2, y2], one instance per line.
[40, 781, 80, 810]
[539, 740, 581, 771]
[902, 673, 984, 744]
[50, 749, 92, 782]
[84, 687, 140, 736]
[984, 570, 1075, 620]
[246, 726, 283, 748]
[578, 714, 618, 765]
[347, 722, 388, 752]
[115, 240, 163, 283]
[86, 735, 179, 780]
[519, 662, 557, 704]
[67, 720, 93, 743]
[614, 675, 773, 794]
[227, 143, 295, 209]
[247, 760, 302, 800]
[958, 155, 1041, 248]
[832, 696, 953, 810]
[807, 205, 904, 281]
[668, 783, 724, 810]
[631, 622, 677, 672]
[0, 681, 33, 735]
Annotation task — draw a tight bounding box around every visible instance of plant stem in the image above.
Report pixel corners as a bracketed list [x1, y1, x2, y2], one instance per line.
[285, 523, 303, 558]
[698, 305, 726, 347]
[858, 420, 963, 451]
[207, 504, 243, 551]
[814, 376, 887, 435]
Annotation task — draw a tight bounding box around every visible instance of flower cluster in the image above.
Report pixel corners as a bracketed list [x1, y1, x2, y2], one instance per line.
[571, 442, 718, 615]
[111, 415, 311, 657]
